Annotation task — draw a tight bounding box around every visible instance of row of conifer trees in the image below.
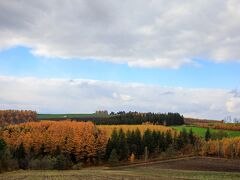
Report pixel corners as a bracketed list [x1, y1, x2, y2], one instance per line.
[105, 128, 197, 163]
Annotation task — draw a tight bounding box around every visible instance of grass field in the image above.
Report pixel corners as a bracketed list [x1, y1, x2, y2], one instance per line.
[171, 125, 240, 137]
[1, 157, 240, 180]
[1, 169, 239, 180]
[37, 113, 109, 119]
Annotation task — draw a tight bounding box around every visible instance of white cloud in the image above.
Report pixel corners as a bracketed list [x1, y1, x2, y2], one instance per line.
[0, 0, 240, 68]
[226, 89, 240, 115]
[112, 92, 132, 102]
[226, 98, 240, 113]
[0, 76, 238, 119]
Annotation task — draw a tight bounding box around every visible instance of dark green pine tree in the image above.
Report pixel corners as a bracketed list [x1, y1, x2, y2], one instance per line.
[176, 133, 184, 150]
[54, 145, 61, 156]
[142, 129, 154, 154]
[188, 128, 195, 145]
[126, 130, 132, 151]
[134, 128, 142, 159]
[111, 128, 119, 149]
[165, 130, 173, 149]
[108, 149, 119, 165]
[105, 128, 120, 160]
[15, 143, 28, 169]
[181, 128, 189, 145]
[154, 131, 161, 153]
[0, 138, 7, 155]
[105, 139, 113, 160]
[38, 143, 47, 157]
[130, 130, 137, 154]
[173, 131, 178, 150]
[152, 130, 159, 153]
[205, 128, 211, 141]
[118, 129, 129, 160]
[0, 138, 7, 165]
[29, 145, 35, 159]
[159, 132, 166, 151]
[15, 143, 26, 160]
[0, 139, 12, 171]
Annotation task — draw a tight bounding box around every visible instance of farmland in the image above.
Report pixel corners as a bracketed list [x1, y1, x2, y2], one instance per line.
[37, 113, 109, 119]
[0, 157, 240, 180]
[1, 111, 240, 178]
[171, 125, 240, 137]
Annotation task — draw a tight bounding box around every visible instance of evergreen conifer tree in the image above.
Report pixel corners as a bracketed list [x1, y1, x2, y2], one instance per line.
[118, 129, 129, 160]
[134, 128, 142, 158]
[143, 129, 154, 154]
[188, 128, 195, 145]
[205, 128, 211, 141]
[108, 149, 119, 165]
[165, 130, 173, 148]
[15, 143, 28, 169]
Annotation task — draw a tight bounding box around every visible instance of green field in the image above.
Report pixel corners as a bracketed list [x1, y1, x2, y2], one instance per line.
[0, 167, 239, 180]
[37, 113, 109, 119]
[171, 125, 240, 137]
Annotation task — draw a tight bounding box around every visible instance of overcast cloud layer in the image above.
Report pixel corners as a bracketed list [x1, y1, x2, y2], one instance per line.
[0, 76, 239, 119]
[0, 0, 240, 68]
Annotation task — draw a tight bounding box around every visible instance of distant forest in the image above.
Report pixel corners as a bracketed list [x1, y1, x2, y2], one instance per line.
[0, 110, 184, 126]
[88, 112, 184, 126]
[0, 110, 37, 126]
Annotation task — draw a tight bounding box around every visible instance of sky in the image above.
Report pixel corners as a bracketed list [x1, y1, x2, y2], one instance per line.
[0, 0, 240, 120]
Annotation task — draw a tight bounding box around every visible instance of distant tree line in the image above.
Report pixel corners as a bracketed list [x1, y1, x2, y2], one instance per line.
[89, 112, 184, 126]
[1, 110, 184, 126]
[196, 122, 240, 131]
[0, 110, 37, 126]
[184, 118, 224, 124]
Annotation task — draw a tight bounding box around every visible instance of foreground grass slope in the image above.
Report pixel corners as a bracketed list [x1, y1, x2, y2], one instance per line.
[1, 157, 240, 180]
[1, 169, 240, 180]
[172, 125, 240, 137]
[0, 167, 240, 180]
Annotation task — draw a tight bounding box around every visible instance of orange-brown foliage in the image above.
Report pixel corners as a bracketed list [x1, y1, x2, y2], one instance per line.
[0, 110, 37, 126]
[196, 122, 240, 131]
[0, 121, 107, 161]
[184, 118, 224, 124]
[202, 137, 240, 158]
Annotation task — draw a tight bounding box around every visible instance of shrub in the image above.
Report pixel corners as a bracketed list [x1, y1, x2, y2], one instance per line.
[165, 145, 178, 157]
[211, 130, 228, 140]
[0, 141, 18, 172]
[72, 162, 84, 170]
[181, 144, 194, 155]
[54, 154, 72, 170]
[29, 156, 56, 170]
[108, 149, 119, 165]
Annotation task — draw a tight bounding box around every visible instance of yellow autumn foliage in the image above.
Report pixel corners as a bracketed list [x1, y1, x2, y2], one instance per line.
[202, 137, 240, 158]
[1, 121, 107, 161]
[98, 124, 174, 138]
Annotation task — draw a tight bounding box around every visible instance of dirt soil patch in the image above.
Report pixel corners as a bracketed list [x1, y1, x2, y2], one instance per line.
[140, 157, 240, 172]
